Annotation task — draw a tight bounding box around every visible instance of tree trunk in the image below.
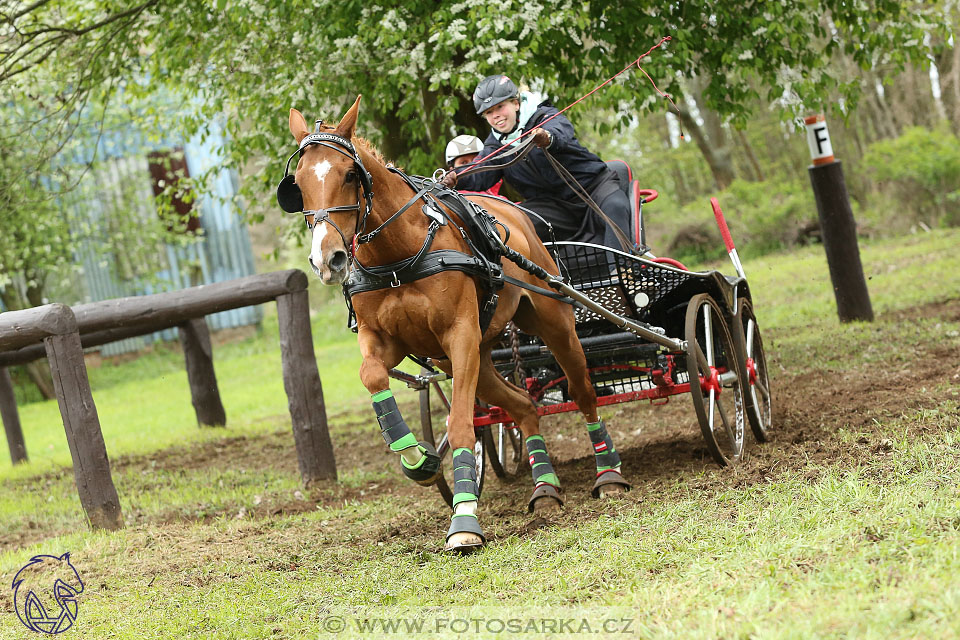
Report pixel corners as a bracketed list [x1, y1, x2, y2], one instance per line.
[934, 20, 960, 135]
[677, 106, 736, 190]
[376, 106, 415, 165]
[735, 129, 765, 182]
[676, 77, 737, 191]
[885, 62, 941, 130]
[862, 71, 901, 140]
[420, 85, 444, 146]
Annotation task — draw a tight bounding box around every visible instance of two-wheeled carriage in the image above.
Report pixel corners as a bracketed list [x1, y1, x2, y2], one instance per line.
[388, 161, 773, 506]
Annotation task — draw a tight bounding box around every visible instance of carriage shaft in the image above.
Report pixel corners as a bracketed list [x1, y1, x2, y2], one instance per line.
[544, 277, 686, 351]
[499, 244, 686, 352]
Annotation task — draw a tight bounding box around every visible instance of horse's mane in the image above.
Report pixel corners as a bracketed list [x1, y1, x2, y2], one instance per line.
[353, 136, 388, 166]
[318, 122, 390, 168]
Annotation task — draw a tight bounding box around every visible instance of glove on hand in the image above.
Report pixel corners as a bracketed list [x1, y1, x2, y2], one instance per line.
[440, 170, 458, 188]
[532, 128, 552, 148]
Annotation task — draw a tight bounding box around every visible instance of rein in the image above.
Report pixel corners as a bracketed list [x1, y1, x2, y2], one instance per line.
[454, 135, 537, 180]
[452, 36, 678, 177]
[542, 149, 634, 253]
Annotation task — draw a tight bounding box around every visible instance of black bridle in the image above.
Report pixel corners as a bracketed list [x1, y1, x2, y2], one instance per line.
[276, 124, 375, 249]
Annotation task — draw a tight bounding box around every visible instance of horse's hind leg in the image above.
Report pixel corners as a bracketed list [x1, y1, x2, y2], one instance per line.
[517, 298, 632, 498]
[474, 354, 563, 512]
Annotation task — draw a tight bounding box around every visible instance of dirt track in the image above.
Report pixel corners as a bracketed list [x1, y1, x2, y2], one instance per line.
[3, 300, 958, 551]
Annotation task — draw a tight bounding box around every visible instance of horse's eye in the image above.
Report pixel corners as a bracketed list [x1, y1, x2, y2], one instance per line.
[344, 170, 356, 184]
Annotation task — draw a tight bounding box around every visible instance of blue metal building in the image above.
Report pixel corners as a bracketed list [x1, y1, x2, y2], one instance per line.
[65, 122, 260, 355]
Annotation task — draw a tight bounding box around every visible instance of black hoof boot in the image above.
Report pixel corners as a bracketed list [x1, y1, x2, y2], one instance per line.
[591, 470, 631, 498]
[402, 441, 442, 486]
[528, 483, 564, 512]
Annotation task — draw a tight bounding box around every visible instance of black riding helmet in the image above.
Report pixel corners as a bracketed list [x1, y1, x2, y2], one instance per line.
[473, 74, 519, 114]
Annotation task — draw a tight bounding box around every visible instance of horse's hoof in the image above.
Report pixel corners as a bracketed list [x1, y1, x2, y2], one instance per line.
[402, 441, 442, 486]
[591, 470, 631, 498]
[599, 483, 626, 498]
[528, 482, 564, 513]
[444, 532, 485, 554]
[445, 514, 486, 554]
[531, 495, 563, 512]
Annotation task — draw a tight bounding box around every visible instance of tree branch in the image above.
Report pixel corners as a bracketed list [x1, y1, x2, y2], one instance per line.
[0, 0, 158, 82]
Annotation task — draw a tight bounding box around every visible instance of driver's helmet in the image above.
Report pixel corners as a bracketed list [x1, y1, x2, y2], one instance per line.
[473, 75, 519, 115]
[445, 134, 484, 165]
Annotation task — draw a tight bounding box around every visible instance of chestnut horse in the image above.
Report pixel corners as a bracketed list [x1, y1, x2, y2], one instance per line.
[283, 96, 630, 552]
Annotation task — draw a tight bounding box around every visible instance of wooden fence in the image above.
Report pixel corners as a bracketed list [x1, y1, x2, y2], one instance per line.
[0, 269, 336, 530]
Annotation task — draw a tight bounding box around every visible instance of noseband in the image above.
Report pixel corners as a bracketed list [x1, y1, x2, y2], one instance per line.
[276, 123, 375, 248]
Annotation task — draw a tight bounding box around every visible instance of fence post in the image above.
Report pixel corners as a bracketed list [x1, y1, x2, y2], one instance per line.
[276, 290, 337, 484]
[40, 309, 123, 531]
[805, 114, 874, 322]
[0, 367, 27, 464]
[179, 317, 226, 427]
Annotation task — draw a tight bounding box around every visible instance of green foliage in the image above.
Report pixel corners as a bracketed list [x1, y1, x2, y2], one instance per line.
[0, 0, 949, 318]
[863, 126, 960, 228]
[0, 90, 196, 312]
[3, 0, 942, 215]
[661, 178, 817, 265]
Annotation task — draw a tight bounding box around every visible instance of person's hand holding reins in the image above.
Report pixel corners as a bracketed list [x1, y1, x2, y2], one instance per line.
[440, 169, 458, 189]
[532, 127, 553, 148]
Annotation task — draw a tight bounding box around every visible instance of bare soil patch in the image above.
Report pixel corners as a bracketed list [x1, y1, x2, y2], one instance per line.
[4, 299, 958, 553]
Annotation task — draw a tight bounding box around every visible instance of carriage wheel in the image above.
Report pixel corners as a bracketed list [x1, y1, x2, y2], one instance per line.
[684, 294, 746, 466]
[484, 422, 525, 478]
[732, 298, 773, 442]
[418, 371, 486, 508]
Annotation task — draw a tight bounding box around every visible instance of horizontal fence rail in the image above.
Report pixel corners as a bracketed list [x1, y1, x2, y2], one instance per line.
[0, 270, 336, 531]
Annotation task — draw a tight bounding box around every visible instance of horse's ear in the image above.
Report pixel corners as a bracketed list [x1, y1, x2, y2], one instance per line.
[289, 108, 310, 144]
[336, 95, 362, 139]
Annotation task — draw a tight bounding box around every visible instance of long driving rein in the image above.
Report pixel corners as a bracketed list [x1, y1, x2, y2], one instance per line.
[276, 123, 522, 334]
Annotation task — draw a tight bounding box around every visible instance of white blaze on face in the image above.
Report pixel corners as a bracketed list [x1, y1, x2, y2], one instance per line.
[309, 220, 328, 275]
[312, 159, 332, 187]
[307, 159, 333, 275]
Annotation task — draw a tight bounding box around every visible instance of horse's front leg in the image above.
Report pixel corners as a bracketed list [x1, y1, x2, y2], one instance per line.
[357, 329, 442, 486]
[441, 319, 486, 553]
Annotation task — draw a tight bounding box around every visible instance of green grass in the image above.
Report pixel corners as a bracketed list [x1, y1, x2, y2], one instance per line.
[1, 228, 959, 639]
[1, 319, 367, 480]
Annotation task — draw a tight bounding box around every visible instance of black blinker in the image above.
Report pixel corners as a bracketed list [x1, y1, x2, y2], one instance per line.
[276, 175, 303, 213]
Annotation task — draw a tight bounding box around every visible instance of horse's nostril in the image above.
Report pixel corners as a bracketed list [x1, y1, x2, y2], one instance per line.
[308, 256, 320, 273]
[329, 250, 348, 272]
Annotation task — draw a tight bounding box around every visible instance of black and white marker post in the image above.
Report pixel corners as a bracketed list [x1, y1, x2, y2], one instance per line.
[805, 114, 874, 322]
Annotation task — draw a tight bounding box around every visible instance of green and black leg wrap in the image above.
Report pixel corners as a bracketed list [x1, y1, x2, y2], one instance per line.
[588, 419, 631, 497]
[526, 435, 563, 511]
[451, 447, 480, 509]
[372, 389, 440, 486]
[446, 447, 485, 549]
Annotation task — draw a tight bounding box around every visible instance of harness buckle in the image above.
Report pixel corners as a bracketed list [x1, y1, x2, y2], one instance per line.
[390, 272, 401, 288]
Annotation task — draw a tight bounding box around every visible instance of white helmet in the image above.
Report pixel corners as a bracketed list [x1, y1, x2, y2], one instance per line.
[445, 134, 484, 165]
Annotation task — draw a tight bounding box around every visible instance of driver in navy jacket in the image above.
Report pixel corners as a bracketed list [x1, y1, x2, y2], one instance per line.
[444, 74, 631, 250]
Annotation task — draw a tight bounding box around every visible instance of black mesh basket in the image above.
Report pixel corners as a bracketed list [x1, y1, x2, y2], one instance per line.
[490, 242, 740, 404]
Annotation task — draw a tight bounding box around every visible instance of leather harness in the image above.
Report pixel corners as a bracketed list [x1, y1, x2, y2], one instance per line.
[277, 126, 573, 337]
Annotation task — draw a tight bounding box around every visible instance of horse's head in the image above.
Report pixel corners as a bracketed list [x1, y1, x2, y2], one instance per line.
[285, 96, 365, 285]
